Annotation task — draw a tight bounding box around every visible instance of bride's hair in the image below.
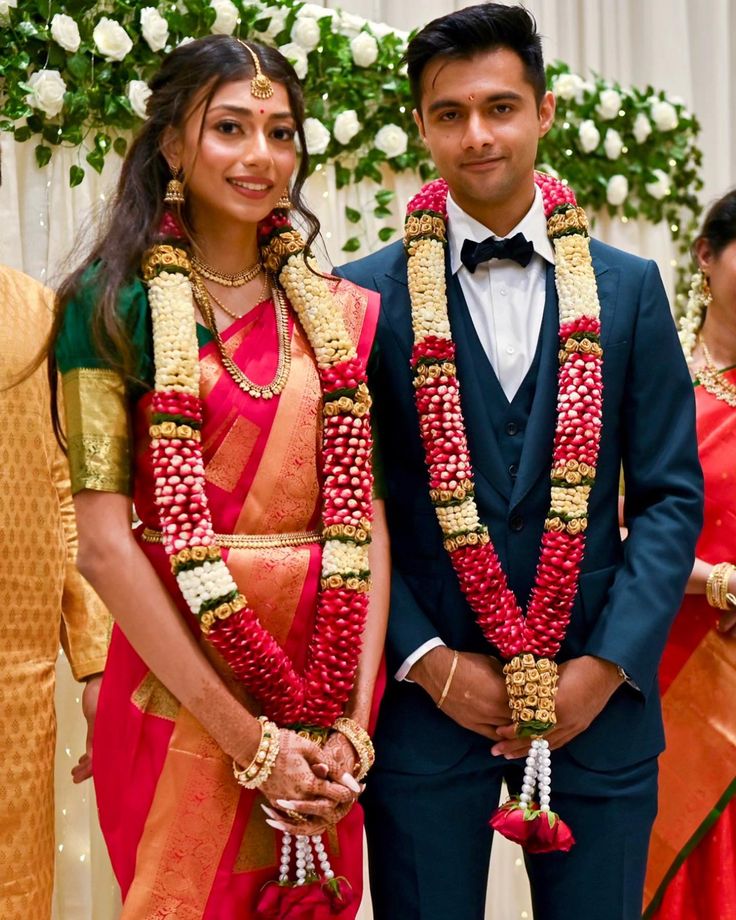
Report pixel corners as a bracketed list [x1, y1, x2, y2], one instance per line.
[47, 36, 318, 443]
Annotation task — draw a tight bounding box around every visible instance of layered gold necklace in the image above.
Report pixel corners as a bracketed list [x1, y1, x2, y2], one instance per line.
[191, 272, 291, 399]
[698, 338, 736, 407]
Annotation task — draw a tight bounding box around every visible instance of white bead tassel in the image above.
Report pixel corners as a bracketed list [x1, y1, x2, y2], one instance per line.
[281, 833, 335, 885]
[519, 738, 552, 812]
[279, 832, 292, 883]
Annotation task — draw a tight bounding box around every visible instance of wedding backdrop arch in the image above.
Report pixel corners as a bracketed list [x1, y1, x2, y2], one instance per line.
[0, 2, 731, 920]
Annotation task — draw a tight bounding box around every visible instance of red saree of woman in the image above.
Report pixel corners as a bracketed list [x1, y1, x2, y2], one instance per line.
[91, 279, 381, 918]
[644, 369, 736, 919]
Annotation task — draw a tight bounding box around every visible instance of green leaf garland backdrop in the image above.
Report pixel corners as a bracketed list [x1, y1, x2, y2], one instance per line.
[0, 0, 703, 301]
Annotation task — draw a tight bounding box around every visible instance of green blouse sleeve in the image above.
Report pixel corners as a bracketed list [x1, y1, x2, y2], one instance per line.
[55, 270, 152, 496]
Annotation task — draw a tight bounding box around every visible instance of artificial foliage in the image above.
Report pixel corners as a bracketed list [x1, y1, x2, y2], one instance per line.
[0, 0, 703, 292]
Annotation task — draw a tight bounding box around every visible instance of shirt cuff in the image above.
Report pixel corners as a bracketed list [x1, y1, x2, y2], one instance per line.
[395, 638, 446, 682]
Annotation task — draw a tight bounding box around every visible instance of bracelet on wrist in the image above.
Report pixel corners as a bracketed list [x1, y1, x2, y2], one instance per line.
[232, 716, 280, 789]
[436, 649, 459, 710]
[332, 716, 375, 781]
[706, 563, 736, 611]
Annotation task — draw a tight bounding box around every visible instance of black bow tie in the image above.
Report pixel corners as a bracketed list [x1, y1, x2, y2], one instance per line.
[460, 232, 534, 272]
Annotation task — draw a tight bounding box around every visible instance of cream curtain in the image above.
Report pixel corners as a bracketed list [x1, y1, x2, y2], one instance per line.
[1, 2, 731, 918]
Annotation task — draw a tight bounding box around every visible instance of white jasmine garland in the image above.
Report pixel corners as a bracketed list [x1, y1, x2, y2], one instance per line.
[633, 112, 652, 144]
[209, 0, 238, 35]
[128, 80, 152, 120]
[577, 119, 600, 154]
[333, 110, 361, 145]
[140, 7, 169, 53]
[290, 16, 321, 51]
[350, 31, 379, 68]
[552, 72, 584, 102]
[374, 123, 408, 158]
[278, 42, 308, 80]
[603, 128, 623, 160]
[50, 13, 80, 53]
[25, 69, 67, 118]
[650, 99, 678, 131]
[93, 17, 133, 61]
[606, 174, 628, 206]
[303, 117, 331, 155]
[596, 88, 622, 120]
[645, 168, 671, 200]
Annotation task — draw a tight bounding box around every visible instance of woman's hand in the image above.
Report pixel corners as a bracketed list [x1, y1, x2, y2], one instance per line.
[259, 730, 360, 836]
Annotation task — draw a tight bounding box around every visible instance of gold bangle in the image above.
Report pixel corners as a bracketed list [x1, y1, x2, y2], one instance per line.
[436, 649, 459, 710]
[332, 717, 375, 781]
[232, 717, 280, 789]
[706, 563, 736, 610]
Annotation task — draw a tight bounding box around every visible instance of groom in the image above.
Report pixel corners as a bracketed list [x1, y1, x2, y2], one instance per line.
[336, 4, 703, 919]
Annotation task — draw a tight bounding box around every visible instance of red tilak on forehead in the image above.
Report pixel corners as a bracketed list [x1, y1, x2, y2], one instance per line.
[260, 108, 265, 114]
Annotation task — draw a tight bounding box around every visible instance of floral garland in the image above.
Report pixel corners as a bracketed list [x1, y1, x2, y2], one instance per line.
[404, 172, 604, 851]
[141, 210, 374, 730]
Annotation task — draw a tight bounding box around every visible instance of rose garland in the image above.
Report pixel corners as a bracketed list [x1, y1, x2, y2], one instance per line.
[141, 209, 374, 732]
[404, 172, 604, 852]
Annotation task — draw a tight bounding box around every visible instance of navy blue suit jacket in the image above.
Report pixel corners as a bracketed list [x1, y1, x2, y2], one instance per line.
[336, 238, 703, 776]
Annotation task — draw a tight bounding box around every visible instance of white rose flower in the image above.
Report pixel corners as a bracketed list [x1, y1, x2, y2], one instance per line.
[210, 0, 238, 35]
[278, 42, 308, 80]
[25, 69, 66, 118]
[140, 7, 169, 53]
[603, 128, 623, 160]
[290, 16, 321, 51]
[375, 123, 408, 159]
[303, 117, 331, 155]
[633, 112, 652, 144]
[128, 80, 152, 119]
[254, 5, 287, 40]
[645, 168, 671, 200]
[371, 22, 400, 39]
[297, 3, 332, 19]
[606, 174, 628, 206]
[333, 110, 361, 145]
[650, 99, 678, 132]
[332, 10, 365, 37]
[552, 72, 584, 102]
[578, 119, 600, 153]
[93, 17, 133, 61]
[50, 13, 80, 52]
[0, 0, 17, 16]
[350, 31, 379, 68]
[178, 35, 195, 46]
[596, 88, 622, 120]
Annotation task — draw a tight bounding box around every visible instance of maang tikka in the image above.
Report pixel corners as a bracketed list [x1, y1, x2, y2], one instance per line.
[239, 40, 274, 100]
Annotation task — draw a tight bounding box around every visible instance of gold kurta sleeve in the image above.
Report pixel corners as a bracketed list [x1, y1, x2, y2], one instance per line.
[62, 367, 131, 495]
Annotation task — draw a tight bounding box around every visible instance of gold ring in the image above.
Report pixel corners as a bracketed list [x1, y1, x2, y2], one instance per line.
[285, 808, 307, 823]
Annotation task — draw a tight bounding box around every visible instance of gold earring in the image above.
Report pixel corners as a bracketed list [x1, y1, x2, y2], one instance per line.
[276, 190, 292, 210]
[164, 165, 185, 206]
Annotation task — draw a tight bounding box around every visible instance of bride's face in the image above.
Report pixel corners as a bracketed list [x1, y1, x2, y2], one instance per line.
[171, 77, 298, 230]
[698, 237, 736, 316]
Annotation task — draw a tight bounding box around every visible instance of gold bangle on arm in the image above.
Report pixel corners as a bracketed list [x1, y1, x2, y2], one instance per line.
[436, 649, 459, 710]
[232, 717, 280, 789]
[332, 717, 375, 782]
[706, 563, 736, 610]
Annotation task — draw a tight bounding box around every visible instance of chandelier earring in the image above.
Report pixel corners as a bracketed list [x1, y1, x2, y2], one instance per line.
[276, 189, 292, 210]
[164, 164, 185, 206]
[678, 268, 711, 363]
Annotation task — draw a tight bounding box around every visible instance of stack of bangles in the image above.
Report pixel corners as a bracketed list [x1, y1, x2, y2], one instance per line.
[706, 562, 736, 611]
[332, 717, 376, 782]
[233, 716, 281, 789]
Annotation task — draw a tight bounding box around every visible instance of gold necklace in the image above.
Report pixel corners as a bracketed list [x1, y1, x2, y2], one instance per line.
[203, 274, 270, 321]
[698, 338, 736, 407]
[192, 274, 291, 400]
[191, 253, 262, 287]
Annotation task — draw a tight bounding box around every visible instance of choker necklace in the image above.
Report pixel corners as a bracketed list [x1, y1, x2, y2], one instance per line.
[201, 273, 270, 322]
[698, 338, 736, 407]
[191, 253, 262, 287]
[191, 272, 291, 400]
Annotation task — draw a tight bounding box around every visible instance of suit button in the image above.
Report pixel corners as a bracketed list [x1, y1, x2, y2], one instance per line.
[506, 421, 519, 436]
[508, 463, 518, 478]
[509, 513, 524, 532]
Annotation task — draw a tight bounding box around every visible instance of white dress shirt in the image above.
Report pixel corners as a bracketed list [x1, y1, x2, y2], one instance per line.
[395, 188, 554, 682]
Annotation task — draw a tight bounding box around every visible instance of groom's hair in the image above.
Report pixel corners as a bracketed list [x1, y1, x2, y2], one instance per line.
[406, 3, 546, 112]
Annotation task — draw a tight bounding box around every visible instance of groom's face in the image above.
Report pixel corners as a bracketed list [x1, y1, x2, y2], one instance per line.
[414, 47, 554, 227]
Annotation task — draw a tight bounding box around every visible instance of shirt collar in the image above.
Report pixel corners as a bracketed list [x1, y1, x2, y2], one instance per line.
[447, 185, 555, 275]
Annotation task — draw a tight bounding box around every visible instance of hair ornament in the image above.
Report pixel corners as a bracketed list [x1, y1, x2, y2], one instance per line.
[239, 40, 274, 99]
